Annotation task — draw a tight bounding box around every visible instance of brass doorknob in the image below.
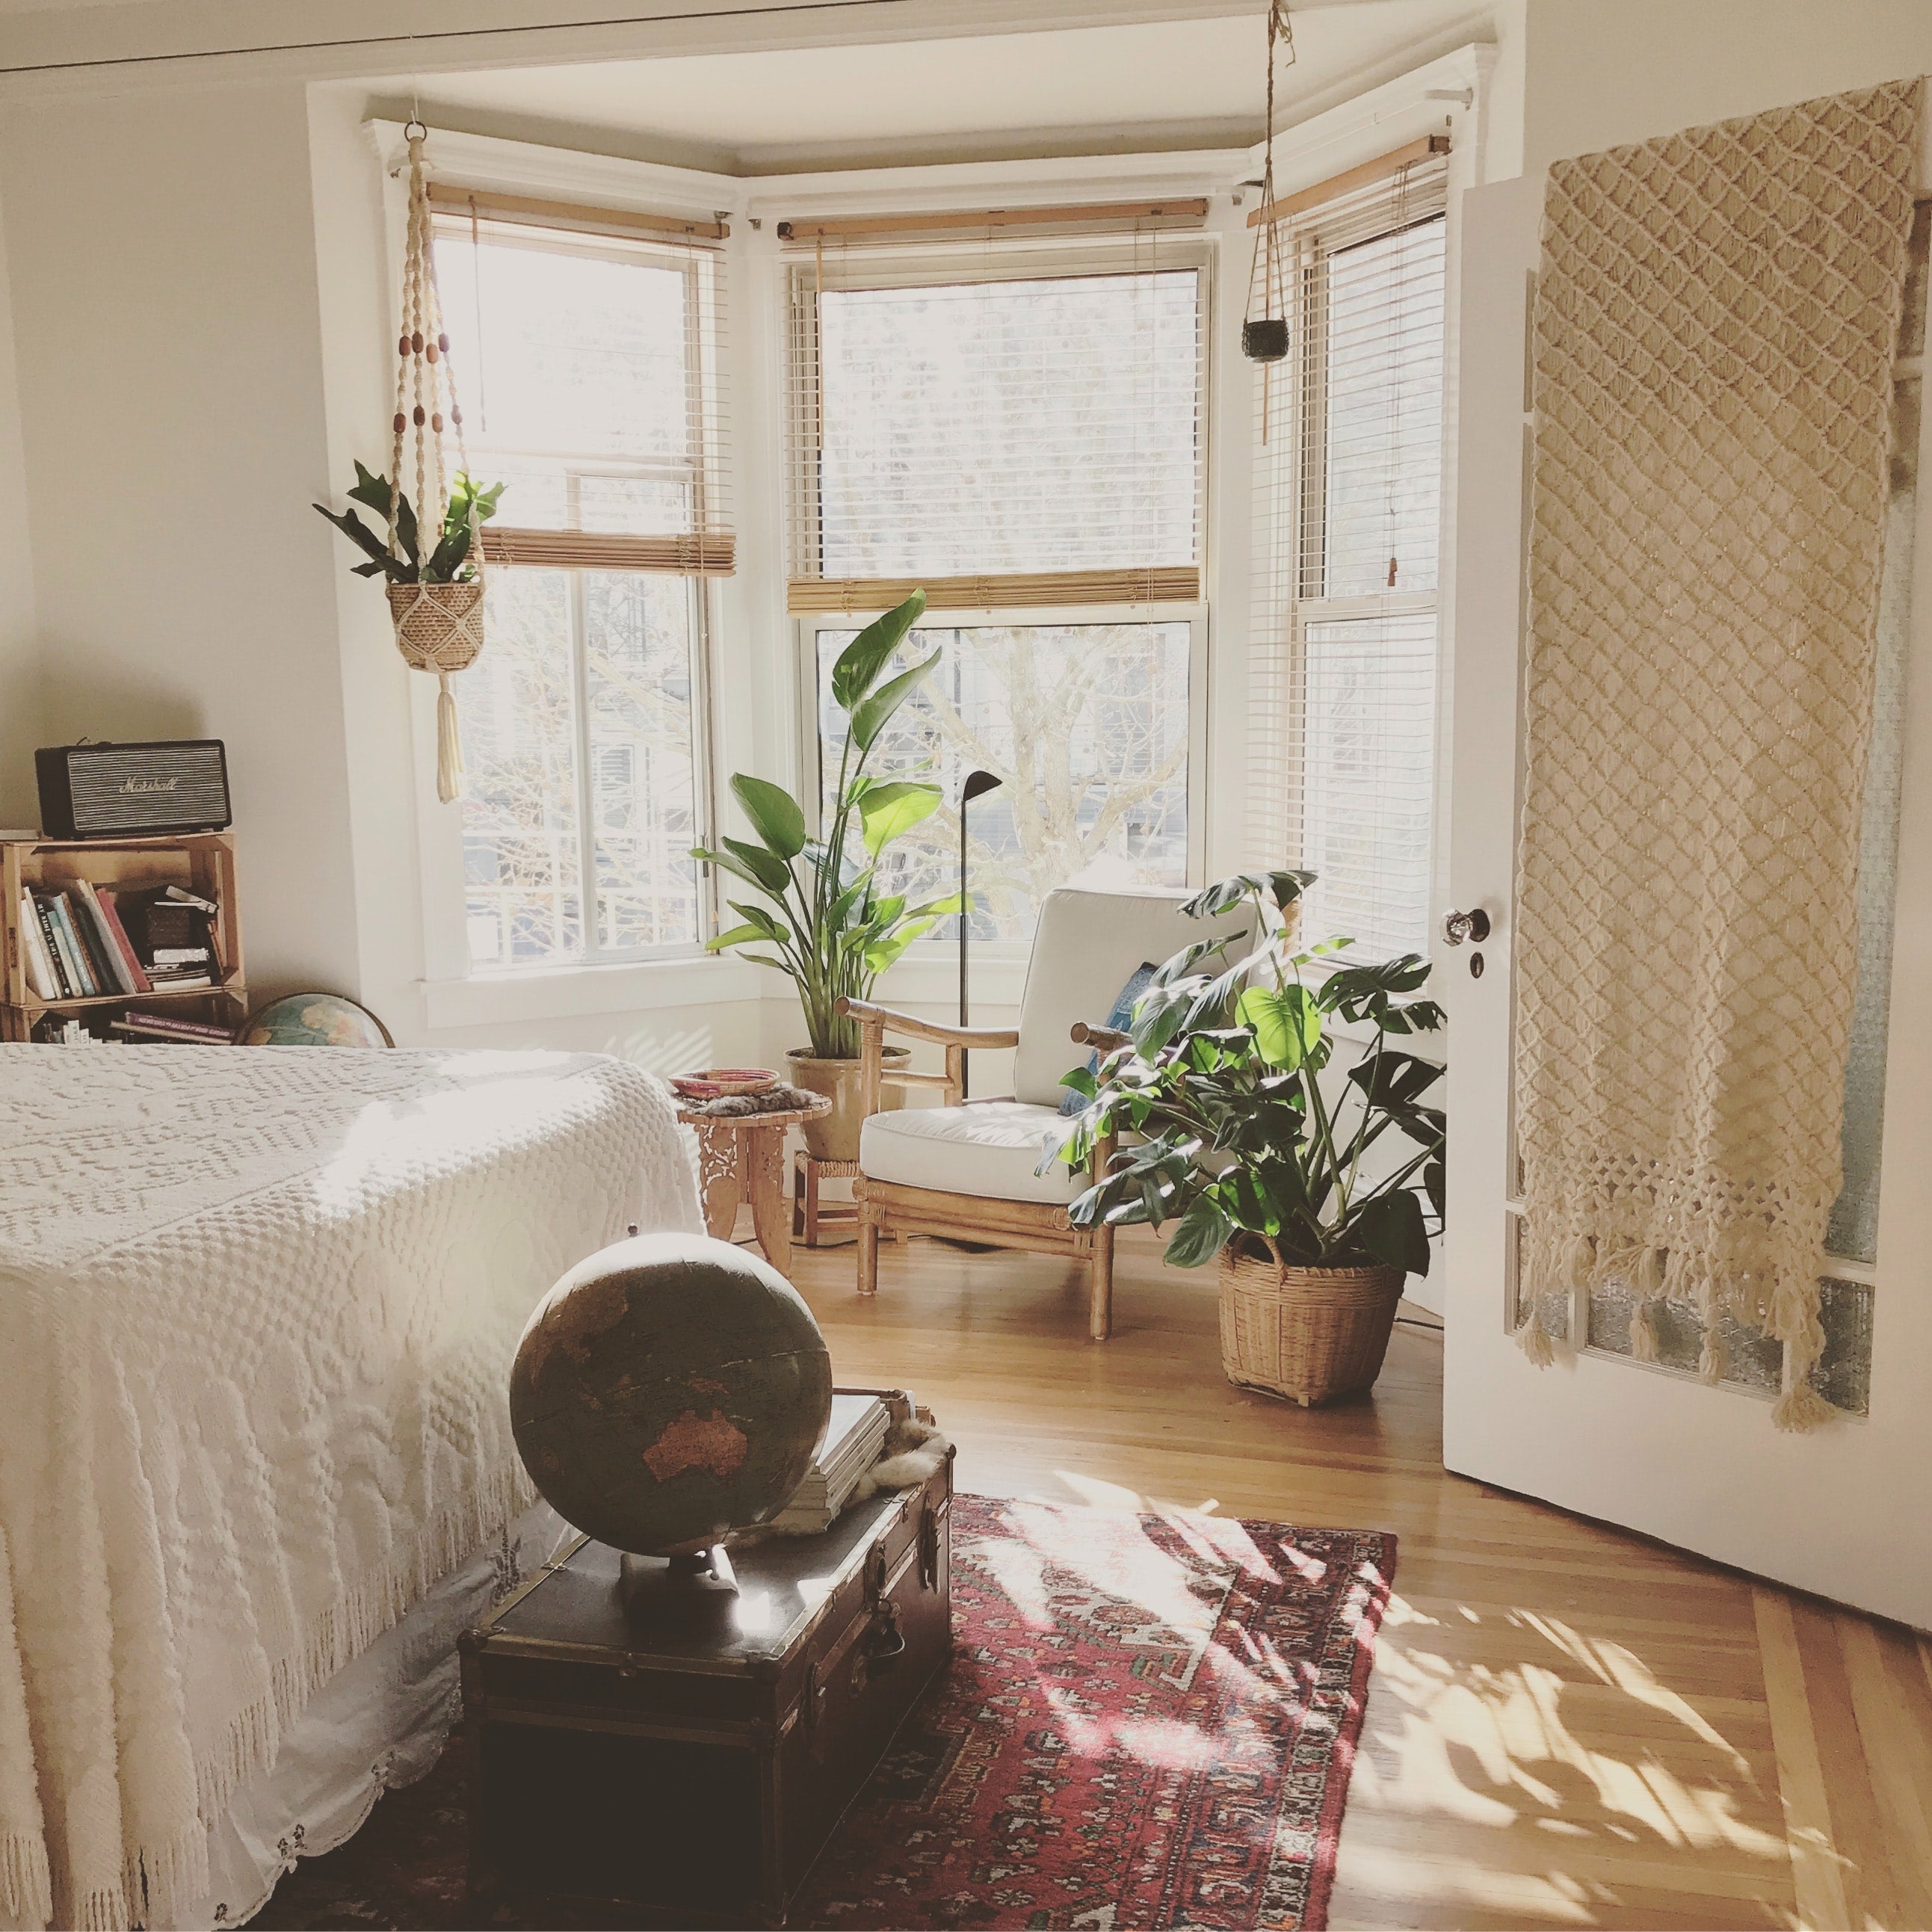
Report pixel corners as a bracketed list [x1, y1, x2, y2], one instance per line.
[1442, 907, 1492, 947]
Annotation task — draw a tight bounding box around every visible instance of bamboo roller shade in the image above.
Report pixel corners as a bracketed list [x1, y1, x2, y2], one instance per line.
[427, 183, 728, 243]
[1247, 135, 1451, 229]
[777, 198, 1209, 244]
[788, 567, 1199, 615]
[484, 527, 736, 575]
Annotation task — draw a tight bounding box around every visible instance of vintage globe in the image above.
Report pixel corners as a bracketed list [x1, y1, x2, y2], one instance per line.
[510, 1232, 833, 1557]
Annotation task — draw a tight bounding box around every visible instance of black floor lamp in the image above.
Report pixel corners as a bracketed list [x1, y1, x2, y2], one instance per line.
[957, 769, 1002, 1101]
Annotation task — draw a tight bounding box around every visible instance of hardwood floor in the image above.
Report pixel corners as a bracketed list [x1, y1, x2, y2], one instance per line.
[786, 1228, 1932, 1931]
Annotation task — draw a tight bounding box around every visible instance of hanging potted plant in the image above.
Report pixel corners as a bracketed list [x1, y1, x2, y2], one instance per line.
[314, 122, 501, 803]
[691, 590, 963, 1161]
[1052, 870, 1445, 1405]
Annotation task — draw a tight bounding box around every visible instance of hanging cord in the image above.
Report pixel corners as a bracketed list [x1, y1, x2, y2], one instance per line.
[1247, 0, 1296, 423]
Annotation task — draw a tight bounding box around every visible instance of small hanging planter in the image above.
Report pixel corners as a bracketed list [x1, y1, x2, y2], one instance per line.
[313, 121, 503, 803]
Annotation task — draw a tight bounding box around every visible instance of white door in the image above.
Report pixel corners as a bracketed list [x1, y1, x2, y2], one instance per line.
[1439, 173, 1932, 1631]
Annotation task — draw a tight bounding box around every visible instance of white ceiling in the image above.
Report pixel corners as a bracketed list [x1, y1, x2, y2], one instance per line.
[383, 1, 1490, 176]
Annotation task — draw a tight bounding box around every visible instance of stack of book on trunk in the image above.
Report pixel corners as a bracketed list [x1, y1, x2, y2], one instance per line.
[766, 1392, 894, 1535]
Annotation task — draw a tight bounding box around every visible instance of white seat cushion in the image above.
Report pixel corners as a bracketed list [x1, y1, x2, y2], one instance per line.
[859, 1100, 1087, 1206]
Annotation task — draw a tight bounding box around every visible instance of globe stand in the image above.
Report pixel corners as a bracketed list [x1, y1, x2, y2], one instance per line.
[617, 1544, 738, 1620]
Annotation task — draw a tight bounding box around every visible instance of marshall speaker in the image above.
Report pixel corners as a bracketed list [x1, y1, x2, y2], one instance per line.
[35, 740, 232, 840]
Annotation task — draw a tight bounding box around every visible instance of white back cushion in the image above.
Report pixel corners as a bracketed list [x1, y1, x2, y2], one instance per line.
[1012, 887, 1256, 1108]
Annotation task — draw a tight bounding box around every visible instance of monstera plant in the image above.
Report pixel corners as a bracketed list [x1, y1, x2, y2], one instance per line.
[1052, 868, 1445, 1404]
[692, 590, 960, 1156]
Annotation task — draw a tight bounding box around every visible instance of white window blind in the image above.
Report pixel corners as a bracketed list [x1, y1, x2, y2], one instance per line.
[433, 199, 732, 574]
[785, 215, 1206, 612]
[1248, 151, 1449, 962]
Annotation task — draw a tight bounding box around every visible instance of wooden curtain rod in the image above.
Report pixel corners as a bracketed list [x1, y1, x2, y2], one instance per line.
[1247, 135, 1451, 229]
[427, 183, 728, 241]
[777, 199, 1209, 243]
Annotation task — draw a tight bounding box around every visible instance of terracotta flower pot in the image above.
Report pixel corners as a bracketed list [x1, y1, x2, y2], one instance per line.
[786, 1046, 910, 1162]
[1217, 1241, 1405, 1407]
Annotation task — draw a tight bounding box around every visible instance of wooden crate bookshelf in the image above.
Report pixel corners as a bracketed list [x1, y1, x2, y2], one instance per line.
[1, 831, 245, 1043]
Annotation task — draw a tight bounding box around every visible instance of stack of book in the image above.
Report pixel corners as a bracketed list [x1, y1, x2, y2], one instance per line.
[17, 881, 223, 1004]
[766, 1393, 893, 1536]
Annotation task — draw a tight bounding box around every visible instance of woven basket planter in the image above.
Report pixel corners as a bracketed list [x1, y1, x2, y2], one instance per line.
[1218, 1245, 1405, 1407]
[386, 580, 484, 673]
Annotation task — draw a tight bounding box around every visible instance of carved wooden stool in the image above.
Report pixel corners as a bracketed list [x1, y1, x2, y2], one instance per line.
[676, 1096, 831, 1276]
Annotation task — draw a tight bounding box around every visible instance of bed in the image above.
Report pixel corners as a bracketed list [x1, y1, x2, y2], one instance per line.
[0, 1044, 699, 1931]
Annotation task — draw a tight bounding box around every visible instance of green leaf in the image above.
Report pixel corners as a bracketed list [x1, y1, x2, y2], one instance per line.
[1182, 870, 1315, 919]
[314, 502, 407, 581]
[830, 590, 928, 712]
[857, 780, 941, 857]
[862, 915, 941, 973]
[1355, 1190, 1431, 1276]
[730, 775, 807, 859]
[721, 836, 792, 894]
[726, 901, 791, 946]
[1164, 1197, 1234, 1268]
[706, 922, 767, 953]
[349, 461, 393, 516]
[1236, 984, 1323, 1070]
[690, 845, 791, 903]
[1423, 1158, 1445, 1218]
[849, 649, 942, 756]
[907, 891, 966, 920]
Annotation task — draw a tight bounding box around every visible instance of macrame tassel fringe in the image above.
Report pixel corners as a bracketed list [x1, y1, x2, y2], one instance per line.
[1772, 1377, 1834, 1433]
[1515, 1303, 1558, 1368]
[1697, 1323, 1726, 1386]
[1629, 1297, 1661, 1362]
[436, 672, 465, 803]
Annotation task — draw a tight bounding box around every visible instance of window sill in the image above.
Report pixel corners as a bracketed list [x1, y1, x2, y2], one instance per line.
[419, 953, 764, 1031]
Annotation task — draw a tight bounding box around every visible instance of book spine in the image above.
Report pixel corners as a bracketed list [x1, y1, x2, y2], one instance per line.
[120, 1010, 232, 1040]
[32, 897, 72, 998]
[18, 892, 58, 1001]
[94, 889, 152, 994]
[41, 895, 89, 996]
[55, 892, 105, 996]
[72, 882, 134, 996]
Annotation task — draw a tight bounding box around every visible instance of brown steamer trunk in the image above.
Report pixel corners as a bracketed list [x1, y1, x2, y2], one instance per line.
[459, 1397, 952, 1928]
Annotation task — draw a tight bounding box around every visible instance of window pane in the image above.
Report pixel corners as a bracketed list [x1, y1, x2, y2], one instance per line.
[584, 573, 702, 953]
[1299, 614, 1435, 960]
[435, 231, 692, 469]
[458, 570, 584, 968]
[815, 271, 1200, 578]
[818, 623, 1190, 943]
[1312, 217, 1446, 598]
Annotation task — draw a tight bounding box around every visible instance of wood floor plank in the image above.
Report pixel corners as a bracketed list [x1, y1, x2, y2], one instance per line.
[786, 1231, 1919, 1931]
[1756, 1587, 1852, 1932]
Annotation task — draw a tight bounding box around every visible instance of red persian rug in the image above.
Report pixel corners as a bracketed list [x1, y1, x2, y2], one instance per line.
[256, 1497, 1395, 1932]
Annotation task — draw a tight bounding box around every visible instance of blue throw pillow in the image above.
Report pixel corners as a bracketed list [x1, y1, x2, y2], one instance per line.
[1059, 961, 1158, 1115]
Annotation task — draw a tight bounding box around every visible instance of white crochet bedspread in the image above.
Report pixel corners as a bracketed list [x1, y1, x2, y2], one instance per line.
[0, 1046, 698, 1932]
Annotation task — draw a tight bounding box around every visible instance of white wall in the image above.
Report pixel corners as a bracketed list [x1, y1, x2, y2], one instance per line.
[1521, 0, 1932, 175]
[0, 191, 40, 832]
[0, 82, 363, 996]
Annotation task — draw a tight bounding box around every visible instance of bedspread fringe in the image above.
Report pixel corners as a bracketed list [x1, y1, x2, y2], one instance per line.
[2, 1829, 52, 1928]
[57, 1460, 534, 1932]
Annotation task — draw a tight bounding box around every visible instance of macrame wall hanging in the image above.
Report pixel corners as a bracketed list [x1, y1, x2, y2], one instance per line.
[1513, 79, 1922, 1431]
[315, 122, 499, 803]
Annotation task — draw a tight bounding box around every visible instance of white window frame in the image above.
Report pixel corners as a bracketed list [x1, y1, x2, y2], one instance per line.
[786, 234, 1215, 962]
[401, 165, 734, 998]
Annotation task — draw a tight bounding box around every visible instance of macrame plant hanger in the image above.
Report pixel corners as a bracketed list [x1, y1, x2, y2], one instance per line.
[388, 121, 484, 803]
[1243, 0, 1294, 369]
